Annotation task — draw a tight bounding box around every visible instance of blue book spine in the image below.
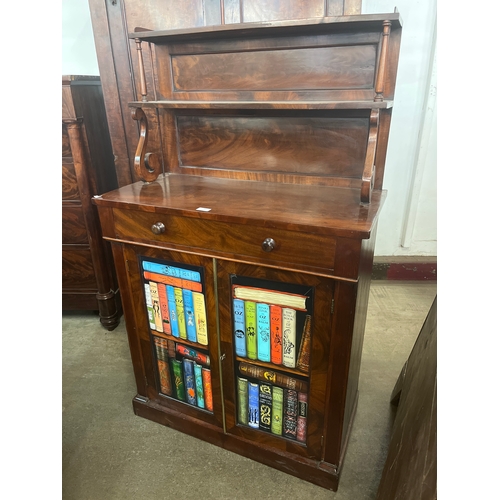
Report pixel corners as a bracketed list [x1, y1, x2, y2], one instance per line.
[142, 261, 201, 282]
[257, 303, 271, 363]
[166, 285, 180, 338]
[248, 382, 260, 429]
[194, 363, 205, 409]
[183, 359, 197, 406]
[233, 299, 246, 357]
[183, 289, 197, 343]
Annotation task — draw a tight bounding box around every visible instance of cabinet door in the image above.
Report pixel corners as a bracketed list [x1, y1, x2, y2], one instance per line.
[123, 245, 223, 429]
[217, 260, 334, 460]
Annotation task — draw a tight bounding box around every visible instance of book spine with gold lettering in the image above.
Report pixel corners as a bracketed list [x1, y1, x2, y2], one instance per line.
[282, 307, 297, 368]
[157, 283, 171, 335]
[142, 261, 201, 282]
[183, 288, 197, 343]
[194, 363, 205, 409]
[193, 291, 208, 345]
[270, 305, 282, 365]
[144, 284, 156, 330]
[297, 392, 308, 443]
[166, 285, 179, 338]
[175, 344, 210, 367]
[202, 368, 213, 412]
[248, 382, 260, 429]
[183, 358, 197, 406]
[154, 336, 173, 396]
[237, 377, 248, 425]
[238, 362, 308, 393]
[257, 303, 271, 363]
[171, 359, 185, 401]
[297, 315, 312, 373]
[284, 389, 298, 440]
[271, 386, 284, 436]
[244, 301, 257, 360]
[174, 287, 187, 340]
[259, 383, 272, 432]
[149, 281, 163, 333]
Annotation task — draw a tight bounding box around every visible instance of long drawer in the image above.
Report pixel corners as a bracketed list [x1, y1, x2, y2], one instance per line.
[111, 208, 336, 272]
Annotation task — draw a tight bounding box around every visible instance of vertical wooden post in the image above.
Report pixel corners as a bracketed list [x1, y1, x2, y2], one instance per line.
[135, 38, 148, 102]
[374, 20, 391, 102]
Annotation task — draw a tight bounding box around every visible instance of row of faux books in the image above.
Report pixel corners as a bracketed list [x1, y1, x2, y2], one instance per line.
[154, 336, 213, 412]
[232, 285, 311, 372]
[237, 373, 308, 442]
[142, 260, 208, 346]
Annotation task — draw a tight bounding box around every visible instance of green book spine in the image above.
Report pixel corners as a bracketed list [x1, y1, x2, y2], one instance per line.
[171, 359, 186, 401]
[174, 287, 187, 340]
[237, 377, 248, 425]
[244, 301, 257, 360]
[271, 386, 284, 436]
[194, 363, 205, 409]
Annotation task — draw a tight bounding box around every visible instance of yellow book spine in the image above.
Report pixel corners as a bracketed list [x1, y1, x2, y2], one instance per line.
[174, 287, 187, 339]
[149, 281, 163, 333]
[193, 292, 208, 345]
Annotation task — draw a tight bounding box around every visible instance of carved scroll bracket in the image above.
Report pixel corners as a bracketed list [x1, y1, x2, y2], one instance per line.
[361, 109, 380, 204]
[132, 107, 161, 182]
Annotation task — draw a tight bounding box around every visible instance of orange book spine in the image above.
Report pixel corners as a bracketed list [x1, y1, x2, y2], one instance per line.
[157, 283, 171, 335]
[144, 271, 202, 292]
[270, 305, 282, 365]
[202, 368, 213, 412]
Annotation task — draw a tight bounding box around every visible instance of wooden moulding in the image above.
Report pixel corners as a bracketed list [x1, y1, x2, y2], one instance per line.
[131, 107, 162, 182]
[360, 109, 380, 204]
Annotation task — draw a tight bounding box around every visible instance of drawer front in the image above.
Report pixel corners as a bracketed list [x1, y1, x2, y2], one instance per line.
[62, 247, 97, 289]
[62, 205, 88, 244]
[112, 209, 336, 271]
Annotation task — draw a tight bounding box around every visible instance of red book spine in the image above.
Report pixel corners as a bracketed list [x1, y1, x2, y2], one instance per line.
[202, 368, 213, 412]
[297, 392, 308, 443]
[157, 284, 171, 335]
[270, 305, 282, 365]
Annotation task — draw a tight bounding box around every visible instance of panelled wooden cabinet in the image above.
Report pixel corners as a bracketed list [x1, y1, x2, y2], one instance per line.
[94, 14, 402, 490]
[62, 76, 122, 330]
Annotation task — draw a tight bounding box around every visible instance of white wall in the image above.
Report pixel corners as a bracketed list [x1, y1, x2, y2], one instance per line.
[61, 0, 437, 258]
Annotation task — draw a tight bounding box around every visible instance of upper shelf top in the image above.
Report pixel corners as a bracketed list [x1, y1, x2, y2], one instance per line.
[128, 13, 402, 43]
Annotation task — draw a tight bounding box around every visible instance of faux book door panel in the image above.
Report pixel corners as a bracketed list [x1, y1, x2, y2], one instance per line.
[176, 113, 369, 177]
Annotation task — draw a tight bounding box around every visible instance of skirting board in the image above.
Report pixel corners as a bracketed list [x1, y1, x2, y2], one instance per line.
[372, 257, 437, 281]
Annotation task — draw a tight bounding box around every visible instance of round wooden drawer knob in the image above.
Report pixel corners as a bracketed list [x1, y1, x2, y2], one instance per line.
[261, 238, 276, 252]
[151, 222, 166, 235]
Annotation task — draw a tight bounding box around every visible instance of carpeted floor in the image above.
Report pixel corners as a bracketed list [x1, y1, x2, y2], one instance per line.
[62, 280, 437, 500]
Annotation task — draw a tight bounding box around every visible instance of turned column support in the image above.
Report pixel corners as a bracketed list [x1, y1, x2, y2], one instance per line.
[374, 20, 391, 102]
[135, 38, 148, 102]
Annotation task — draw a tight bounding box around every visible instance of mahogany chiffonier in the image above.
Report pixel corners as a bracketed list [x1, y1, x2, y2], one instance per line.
[93, 14, 402, 489]
[62, 76, 122, 330]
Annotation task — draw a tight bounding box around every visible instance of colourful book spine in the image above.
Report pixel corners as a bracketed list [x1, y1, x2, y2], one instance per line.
[284, 389, 298, 440]
[202, 368, 213, 412]
[192, 291, 208, 345]
[194, 363, 205, 409]
[143, 271, 203, 292]
[183, 358, 197, 406]
[282, 308, 297, 368]
[297, 392, 308, 443]
[149, 281, 163, 333]
[166, 285, 179, 338]
[175, 344, 210, 367]
[237, 377, 248, 425]
[239, 362, 308, 393]
[271, 386, 284, 436]
[257, 303, 271, 363]
[144, 284, 156, 330]
[157, 283, 171, 335]
[258, 383, 272, 432]
[248, 382, 260, 429]
[297, 315, 312, 373]
[174, 287, 187, 340]
[154, 337, 173, 396]
[244, 301, 257, 360]
[182, 289, 197, 342]
[142, 261, 201, 282]
[270, 305, 282, 365]
[233, 299, 246, 357]
[171, 359, 185, 401]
